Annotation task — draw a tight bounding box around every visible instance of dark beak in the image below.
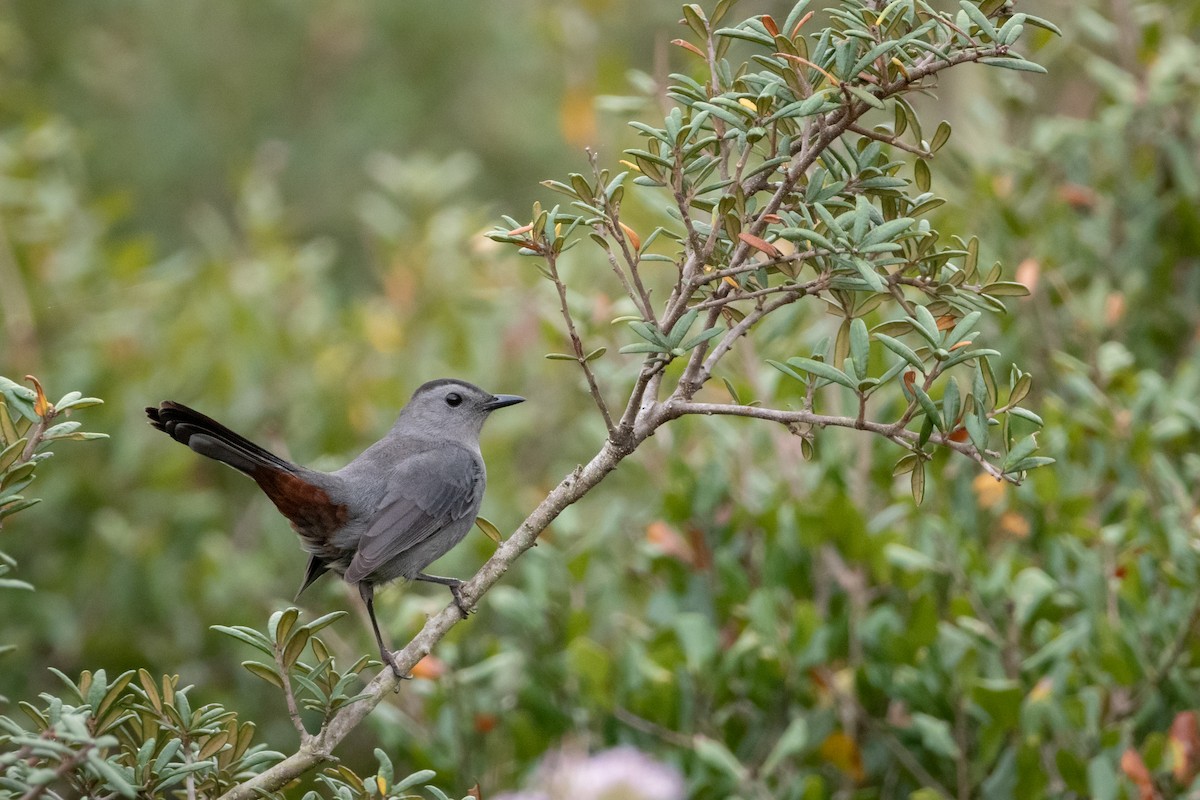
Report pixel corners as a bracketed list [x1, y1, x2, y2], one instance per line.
[484, 394, 525, 411]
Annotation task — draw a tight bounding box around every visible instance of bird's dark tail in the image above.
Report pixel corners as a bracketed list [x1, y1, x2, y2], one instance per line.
[146, 401, 297, 476]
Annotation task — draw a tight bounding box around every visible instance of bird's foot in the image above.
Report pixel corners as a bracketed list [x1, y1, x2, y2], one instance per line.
[448, 580, 472, 617]
[382, 650, 412, 682]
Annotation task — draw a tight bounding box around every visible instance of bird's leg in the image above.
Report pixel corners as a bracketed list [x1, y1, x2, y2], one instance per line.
[358, 582, 409, 680]
[414, 572, 471, 616]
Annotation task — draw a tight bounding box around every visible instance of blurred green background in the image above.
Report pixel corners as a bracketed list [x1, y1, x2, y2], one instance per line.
[5, 0, 1200, 797]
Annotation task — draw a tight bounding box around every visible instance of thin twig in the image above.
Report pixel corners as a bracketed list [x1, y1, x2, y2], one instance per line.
[669, 401, 1012, 482]
[546, 252, 616, 435]
[274, 643, 310, 744]
[848, 123, 932, 157]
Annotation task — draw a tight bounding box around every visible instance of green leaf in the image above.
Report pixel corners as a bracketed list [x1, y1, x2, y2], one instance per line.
[914, 158, 931, 192]
[680, 326, 725, 351]
[978, 57, 1048, 74]
[241, 661, 284, 689]
[761, 717, 811, 778]
[875, 333, 924, 370]
[850, 257, 886, 292]
[982, 281, 1032, 297]
[943, 377, 961, 428]
[1012, 567, 1056, 627]
[0, 577, 34, 591]
[849, 318, 870, 380]
[844, 84, 885, 110]
[302, 611, 348, 635]
[393, 769, 438, 792]
[959, 0, 998, 39]
[778, 227, 835, 251]
[1007, 406, 1044, 427]
[884, 543, 937, 572]
[912, 384, 944, 432]
[912, 712, 960, 759]
[911, 459, 926, 504]
[861, 217, 915, 247]
[274, 608, 301, 649]
[86, 751, 136, 798]
[930, 121, 952, 152]
[475, 515, 504, 544]
[1003, 434, 1039, 471]
[694, 735, 748, 781]
[785, 357, 857, 390]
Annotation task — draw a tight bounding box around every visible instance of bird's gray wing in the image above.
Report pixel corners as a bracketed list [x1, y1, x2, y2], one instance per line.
[344, 447, 483, 584]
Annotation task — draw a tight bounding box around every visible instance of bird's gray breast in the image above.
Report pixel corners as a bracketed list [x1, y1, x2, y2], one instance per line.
[337, 441, 486, 585]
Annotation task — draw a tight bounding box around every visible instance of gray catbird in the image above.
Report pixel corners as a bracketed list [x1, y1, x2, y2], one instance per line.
[146, 379, 524, 677]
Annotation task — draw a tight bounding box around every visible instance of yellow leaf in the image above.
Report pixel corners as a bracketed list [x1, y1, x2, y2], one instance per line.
[819, 731, 864, 782]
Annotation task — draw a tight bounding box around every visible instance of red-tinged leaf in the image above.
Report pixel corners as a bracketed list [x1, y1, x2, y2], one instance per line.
[672, 38, 705, 58]
[474, 713, 498, 733]
[467, 784, 482, 800]
[410, 655, 446, 680]
[1171, 711, 1200, 784]
[763, 213, 783, 223]
[1120, 749, 1154, 800]
[950, 340, 973, 351]
[935, 315, 958, 331]
[506, 224, 533, 236]
[646, 520, 695, 566]
[948, 427, 969, 442]
[776, 53, 840, 86]
[791, 10, 814, 37]
[738, 232, 782, 259]
[619, 222, 642, 251]
[762, 14, 779, 36]
[903, 370, 917, 391]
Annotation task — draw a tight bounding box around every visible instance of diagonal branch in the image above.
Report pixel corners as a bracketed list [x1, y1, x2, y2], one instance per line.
[218, 430, 660, 800]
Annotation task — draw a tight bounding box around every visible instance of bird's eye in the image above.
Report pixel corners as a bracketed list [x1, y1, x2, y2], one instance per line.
[445, 392, 463, 407]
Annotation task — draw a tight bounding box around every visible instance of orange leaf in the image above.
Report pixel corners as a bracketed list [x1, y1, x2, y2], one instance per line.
[777, 53, 840, 86]
[972, 472, 1006, 510]
[1170, 711, 1200, 784]
[474, 713, 498, 734]
[935, 315, 957, 331]
[646, 520, 695, 566]
[903, 370, 917, 390]
[762, 14, 779, 37]
[1016, 258, 1040, 293]
[738, 232, 782, 259]
[819, 731, 864, 783]
[410, 655, 446, 680]
[25, 375, 50, 417]
[467, 784, 483, 800]
[619, 222, 642, 251]
[671, 38, 705, 58]
[762, 213, 783, 223]
[791, 10, 814, 37]
[506, 224, 533, 236]
[997, 511, 1031, 539]
[1057, 182, 1097, 209]
[1120, 749, 1155, 800]
[949, 340, 972, 351]
[948, 427, 969, 442]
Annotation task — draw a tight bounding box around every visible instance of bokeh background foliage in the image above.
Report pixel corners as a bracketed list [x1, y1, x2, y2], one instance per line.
[2, 0, 1200, 797]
